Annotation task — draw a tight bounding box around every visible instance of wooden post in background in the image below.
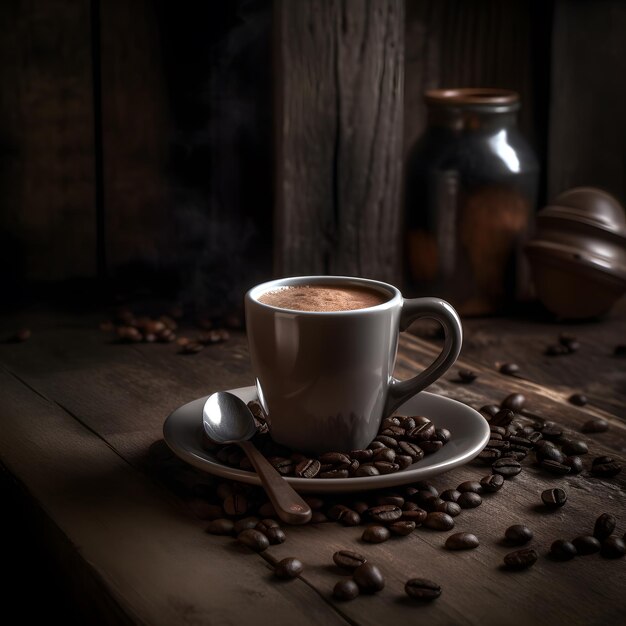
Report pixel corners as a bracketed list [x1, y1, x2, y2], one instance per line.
[274, 0, 405, 284]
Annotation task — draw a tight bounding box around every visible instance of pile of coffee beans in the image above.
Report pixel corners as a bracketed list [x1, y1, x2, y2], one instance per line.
[202, 402, 450, 480]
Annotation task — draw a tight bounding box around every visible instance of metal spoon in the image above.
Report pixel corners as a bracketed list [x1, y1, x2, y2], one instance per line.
[203, 392, 312, 525]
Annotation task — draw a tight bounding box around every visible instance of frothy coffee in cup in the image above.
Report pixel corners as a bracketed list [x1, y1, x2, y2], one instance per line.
[259, 284, 387, 312]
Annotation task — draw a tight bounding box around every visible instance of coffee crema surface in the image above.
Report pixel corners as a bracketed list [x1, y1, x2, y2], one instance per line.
[259, 285, 388, 312]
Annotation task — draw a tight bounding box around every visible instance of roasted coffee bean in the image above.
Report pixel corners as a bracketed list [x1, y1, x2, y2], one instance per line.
[396, 454, 413, 469]
[491, 409, 515, 427]
[487, 439, 510, 450]
[350, 449, 374, 462]
[355, 465, 380, 477]
[362, 525, 390, 543]
[319, 469, 350, 479]
[399, 441, 424, 460]
[581, 418, 608, 433]
[373, 448, 396, 463]
[572, 535, 601, 555]
[502, 393, 526, 411]
[550, 539, 577, 560]
[265, 528, 286, 544]
[542, 426, 563, 440]
[489, 425, 507, 436]
[340, 510, 361, 527]
[274, 557, 304, 579]
[270, 457, 294, 475]
[382, 416, 401, 429]
[205, 519, 235, 536]
[445, 532, 479, 550]
[561, 439, 588, 456]
[593, 513, 616, 541]
[504, 548, 538, 569]
[482, 405, 501, 418]
[458, 369, 478, 382]
[295, 458, 321, 478]
[402, 501, 420, 511]
[480, 474, 504, 492]
[405, 578, 441, 601]
[374, 461, 400, 475]
[381, 425, 406, 438]
[333, 579, 360, 601]
[478, 448, 501, 464]
[600, 537, 626, 558]
[351, 501, 370, 515]
[457, 480, 482, 494]
[318, 452, 351, 465]
[388, 520, 416, 536]
[369, 441, 386, 450]
[541, 488, 567, 508]
[353, 563, 385, 593]
[492, 458, 522, 477]
[563, 456, 583, 474]
[237, 529, 269, 552]
[590, 458, 622, 477]
[505, 525, 533, 545]
[401, 509, 427, 524]
[592, 455, 613, 466]
[423, 512, 454, 531]
[440, 489, 461, 502]
[375, 435, 398, 448]
[367, 504, 402, 523]
[234, 517, 260, 534]
[417, 492, 439, 509]
[223, 494, 248, 516]
[328, 505, 350, 521]
[347, 459, 360, 474]
[435, 501, 462, 517]
[413, 481, 438, 495]
[376, 494, 404, 508]
[527, 431, 543, 443]
[499, 362, 520, 376]
[489, 432, 504, 441]
[435, 428, 452, 444]
[400, 416, 417, 430]
[508, 435, 533, 449]
[569, 393, 588, 407]
[541, 460, 571, 475]
[535, 445, 565, 464]
[421, 440, 444, 454]
[457, 492, 482, 509]
[256, 519, 280, 533]
[310, 511, 329, 523]
[406, 422, 436, 442]
[333, 550, 367, 570]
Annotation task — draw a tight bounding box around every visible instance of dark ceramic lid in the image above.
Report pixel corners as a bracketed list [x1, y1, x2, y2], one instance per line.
[424, 88, 520, 113]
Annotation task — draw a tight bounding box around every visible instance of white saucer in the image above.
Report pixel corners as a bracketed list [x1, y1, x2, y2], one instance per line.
[163, 386, 490, 494]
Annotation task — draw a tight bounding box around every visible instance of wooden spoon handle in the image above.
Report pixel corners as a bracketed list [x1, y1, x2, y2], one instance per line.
[238, 440, 312, 525]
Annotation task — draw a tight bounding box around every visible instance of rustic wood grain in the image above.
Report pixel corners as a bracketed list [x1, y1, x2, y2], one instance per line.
[0, 312, 625, 624]
[99, 0, 170, 276]
[548, 0, 626, 200]
[274, 0, 404, 283]
[0, 0, 96, 282]
[0, 368, 349, 626]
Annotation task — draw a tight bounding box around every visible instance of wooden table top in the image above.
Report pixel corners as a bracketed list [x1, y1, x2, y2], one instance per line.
[1, 307, 625, 625]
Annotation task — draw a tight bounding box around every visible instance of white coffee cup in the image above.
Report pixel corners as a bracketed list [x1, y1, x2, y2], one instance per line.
[245, 276, 462, 454]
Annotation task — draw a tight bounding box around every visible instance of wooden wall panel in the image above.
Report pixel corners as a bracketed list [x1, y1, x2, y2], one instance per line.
[0, 0, 95, 282]
[548, 0, 626, 201]
[99, 0, 170, 276]
[274, 0, 405, 284]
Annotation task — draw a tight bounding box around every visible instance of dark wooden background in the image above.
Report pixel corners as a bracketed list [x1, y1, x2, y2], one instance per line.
[1, 0, 625, 310]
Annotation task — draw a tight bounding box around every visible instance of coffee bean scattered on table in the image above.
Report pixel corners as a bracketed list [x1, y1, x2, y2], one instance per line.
[274, 557, 304, 579]
[581, 418, 608, 433]
[492, 458, 522, 478]
[405, 578, 441, 601]
[593, 513, 616, 541]
[502, 393, 526, 411]
[237, 529, 269, 552]
[333, 550, 367, 570]
[445, 532, 479, 550]
[504, 548, 538, 569]
[388, 520, 416, 536]
[457, 492, 482, 509]
[499, 363, 520, 376]
[480, 474, 504, 492]
[561, 439, 588, 456]
[353, 563, 385, 593]
[362, 525, 390, 543]
[550, 539, 577, 560]
[333, 579, 360, 601]
[505, 525, 533, 545]
[458, 369, 478, 383]
[457, 480, 482, 493]
[569, 393, 588, 407]
[423, 512, 454, 531]
[206, 519, 235, 536]
[590, 457, 622, 477]
[572, 535, 601, 555]
[541, 488, 567, 508]
[600, 537, 626, 559]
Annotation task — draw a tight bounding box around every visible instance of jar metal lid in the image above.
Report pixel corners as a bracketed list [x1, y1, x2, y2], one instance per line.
[425, 88, 520, 112]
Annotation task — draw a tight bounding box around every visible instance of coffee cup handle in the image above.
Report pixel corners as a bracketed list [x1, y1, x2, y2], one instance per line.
[384, 297, 463, 416]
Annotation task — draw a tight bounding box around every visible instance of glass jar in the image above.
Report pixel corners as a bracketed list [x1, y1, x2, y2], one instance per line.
[404, 88, 539, 315]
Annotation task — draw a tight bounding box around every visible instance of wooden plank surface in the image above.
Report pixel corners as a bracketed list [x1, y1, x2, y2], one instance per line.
[0, 310, 625, 624]
[0, 0, 96, 282]
[275, 0, 404, 283]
